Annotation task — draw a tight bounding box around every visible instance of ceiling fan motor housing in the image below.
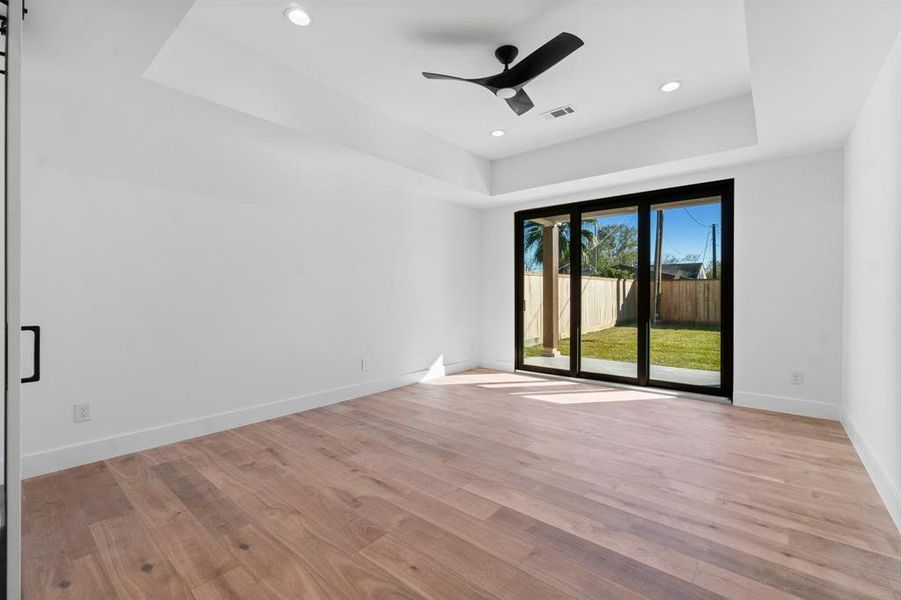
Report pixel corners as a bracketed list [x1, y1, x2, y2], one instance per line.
[495, 45, 519, 67]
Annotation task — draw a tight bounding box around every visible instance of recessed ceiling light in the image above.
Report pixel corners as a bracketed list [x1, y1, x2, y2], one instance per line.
[659, 80, 682, 93]
[490, 129, 505, 137]
[283, 5, 311, 26]
[495, 88, 517, 99]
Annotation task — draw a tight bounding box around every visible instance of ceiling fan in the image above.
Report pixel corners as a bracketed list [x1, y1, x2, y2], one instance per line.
[422, 32, 584, 116]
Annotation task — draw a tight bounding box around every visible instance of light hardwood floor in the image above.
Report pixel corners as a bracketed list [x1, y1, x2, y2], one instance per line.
[22, 369, 901, 599]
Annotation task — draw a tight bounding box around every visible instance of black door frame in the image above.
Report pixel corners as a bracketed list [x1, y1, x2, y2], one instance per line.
[514, 179, 734, 399]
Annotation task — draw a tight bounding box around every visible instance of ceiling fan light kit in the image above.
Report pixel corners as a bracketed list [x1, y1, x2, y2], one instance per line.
[422, 32, 584, 115]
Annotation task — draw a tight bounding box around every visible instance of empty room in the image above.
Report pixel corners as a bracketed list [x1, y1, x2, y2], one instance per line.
[0, 0, 898, 598]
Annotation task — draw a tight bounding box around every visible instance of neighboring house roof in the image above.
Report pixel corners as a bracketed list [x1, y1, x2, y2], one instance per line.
[613, 262, 708, 280]
[659, 262, 707, 280]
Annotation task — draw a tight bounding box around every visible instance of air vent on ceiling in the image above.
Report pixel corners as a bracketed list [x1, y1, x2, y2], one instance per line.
[542, 105, 576, 120]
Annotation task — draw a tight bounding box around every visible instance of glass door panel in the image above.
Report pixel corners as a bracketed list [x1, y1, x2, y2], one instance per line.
[648, 197, 723, 387]
[579, 207, 639, 379]
[521, 214, 572, 372]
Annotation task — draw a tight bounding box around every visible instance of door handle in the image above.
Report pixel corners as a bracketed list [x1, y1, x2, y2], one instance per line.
[21, 325, 39, 383]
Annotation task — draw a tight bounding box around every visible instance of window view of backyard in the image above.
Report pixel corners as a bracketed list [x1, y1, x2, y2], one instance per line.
[525, 324, 720, 371]
[522, 198, 723, 387]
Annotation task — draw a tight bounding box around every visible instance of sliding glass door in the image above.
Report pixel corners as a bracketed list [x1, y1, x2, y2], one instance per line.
[515, 180, 733, 398]
[579, 206, 639, 379]
[649, 197, 724, 388]
[519, 212, 574, 374]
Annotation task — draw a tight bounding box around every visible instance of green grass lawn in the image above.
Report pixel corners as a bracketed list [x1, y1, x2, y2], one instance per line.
[525, 324, 720, 371]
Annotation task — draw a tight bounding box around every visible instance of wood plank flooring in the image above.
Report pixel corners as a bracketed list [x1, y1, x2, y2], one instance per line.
[22, 369, 901, 599]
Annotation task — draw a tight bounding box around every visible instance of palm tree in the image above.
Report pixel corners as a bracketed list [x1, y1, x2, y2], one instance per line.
[524, 220, 594, 273]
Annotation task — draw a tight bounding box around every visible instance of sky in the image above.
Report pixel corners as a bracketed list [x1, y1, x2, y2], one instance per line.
[528, 200, 723, 269]
[651, 202, 722, 264]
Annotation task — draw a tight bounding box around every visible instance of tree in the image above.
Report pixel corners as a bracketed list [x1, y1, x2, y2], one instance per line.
[663, 253, 700, 264]
[523, 220, 594, 273]
[582, 223, 638, 278]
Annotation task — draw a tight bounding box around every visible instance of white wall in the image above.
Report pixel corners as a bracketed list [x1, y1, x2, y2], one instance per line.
[20, 61, 481, 477]
[491, 94, 757, 195]
[842, 33, 901, 531]
[481, 149, 845, 419]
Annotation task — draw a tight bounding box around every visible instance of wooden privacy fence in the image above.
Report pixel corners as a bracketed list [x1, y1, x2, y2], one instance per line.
[656, 279, 721, 324]
[523, 273, 720, 345]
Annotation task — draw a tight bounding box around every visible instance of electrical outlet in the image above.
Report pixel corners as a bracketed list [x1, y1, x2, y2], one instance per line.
[74, 403, 91, 423]
[790, 371, 804, 385]
[361, 358, 369, 372]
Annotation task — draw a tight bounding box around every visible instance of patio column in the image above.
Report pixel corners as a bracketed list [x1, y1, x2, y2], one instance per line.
[540, 223, 560, 357]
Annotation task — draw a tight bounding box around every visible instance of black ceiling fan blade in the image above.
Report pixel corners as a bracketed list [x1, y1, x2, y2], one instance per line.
[422, 72, 499, 99]
[422, 72, 478, 83]
[505, 88, 534, 115]
[496, 32, 583, 88]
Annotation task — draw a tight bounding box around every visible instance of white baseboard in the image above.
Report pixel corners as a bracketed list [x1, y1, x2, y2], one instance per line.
[842, 414, 901, 534]
[733, 391, 840, 420]
[22, 358, 480, 479]
[479, 358, 515, 372]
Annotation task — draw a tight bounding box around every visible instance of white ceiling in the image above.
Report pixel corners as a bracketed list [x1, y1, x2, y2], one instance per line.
[26, 0, 901, 208]
[184, 0, 751, 160]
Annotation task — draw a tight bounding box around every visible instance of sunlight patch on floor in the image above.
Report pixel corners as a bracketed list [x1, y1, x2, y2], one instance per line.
[522, 389, 672, 404]
[478, 381, 579, 389]
[509, 387, 618, 395]
[424, 373, 545, 386]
